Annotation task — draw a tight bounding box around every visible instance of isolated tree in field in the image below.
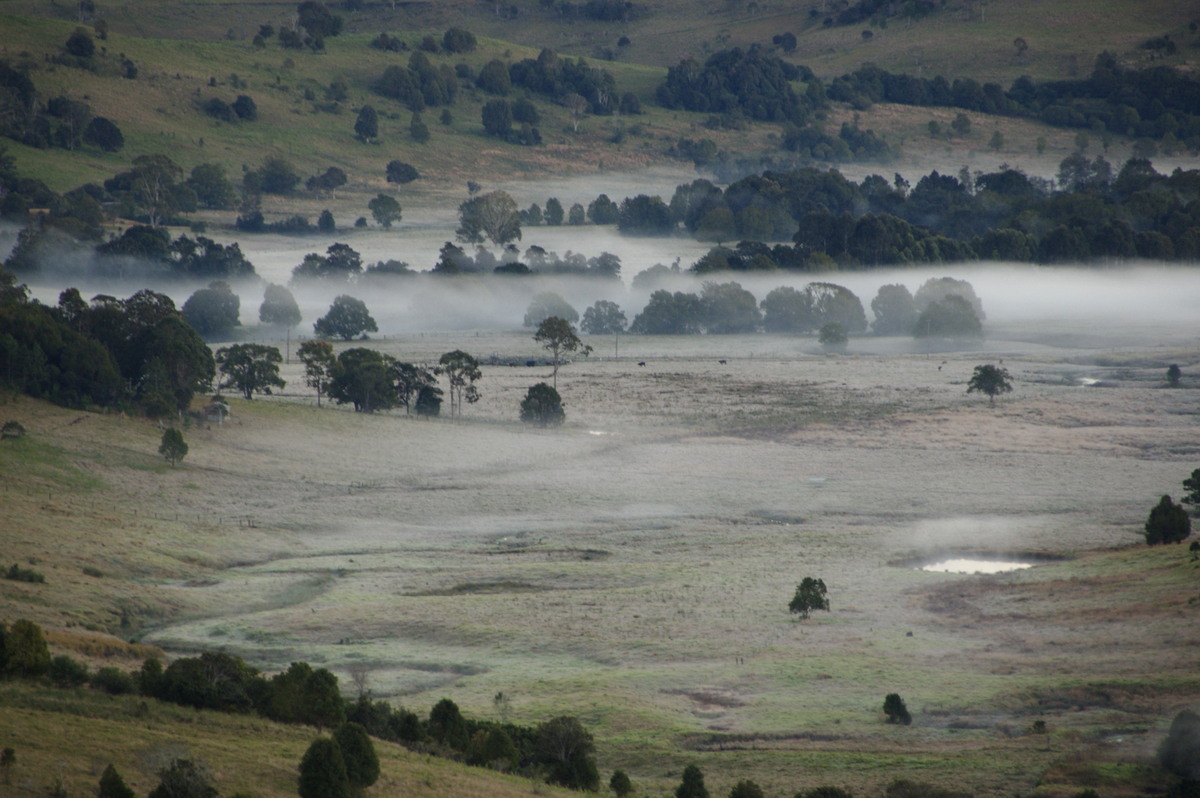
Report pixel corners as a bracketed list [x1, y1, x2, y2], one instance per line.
[966, 364, 1013, 405]
[83, 116, 124, 152]
[1167, 364, 1182, 387]
[524, 292, 578, 327]
[520, 382, 564, 427]
[98, 764, 135, 798]
[883, 693, 912, 725]
[536, 715, 599, 791]
[315, 295, 377, 340]
[386, 160, 420, 184]
[676, 764, 709, 798]
[215, 343, 285, 399]
[581, 300, 626, 336]
[438, 350, 482, 417]
[534, 316, 592, 390]
[729, 780, 765, 798]
[333, 722, 379, 792]
[159, 428, 188, 466]
[610, 769, 634, 798]
[354, 104, 378, 142]
[368, 193, 402, 228]
[789, 577, 829, 619]
[259, 283, 301, 328]
[298, 737, 350, 798]
[1145, 495, 1191, 545]
[457, 190, 521, 247]
[298, 339, 335, 407]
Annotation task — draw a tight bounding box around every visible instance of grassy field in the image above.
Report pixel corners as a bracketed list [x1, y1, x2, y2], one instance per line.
[3, 320, 1198, 797]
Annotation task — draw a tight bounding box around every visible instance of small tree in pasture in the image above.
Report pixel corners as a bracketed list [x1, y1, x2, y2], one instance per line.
[788, 577, 829, 619]
[883, 693, 912, 725]
[159, 428, 188, 466]
[967, 364, 1013, 404]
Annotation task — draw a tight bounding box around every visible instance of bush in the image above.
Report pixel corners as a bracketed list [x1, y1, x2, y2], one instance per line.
[1145, 495, 1191, 544]
[6, 563, 45, 583]
[49, 654, 90, 687]
[92, 666, 138, 695]
[883, 693, 912, 725]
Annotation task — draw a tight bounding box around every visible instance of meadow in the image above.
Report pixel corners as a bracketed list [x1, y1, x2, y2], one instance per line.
[3, 307, 1198, 797]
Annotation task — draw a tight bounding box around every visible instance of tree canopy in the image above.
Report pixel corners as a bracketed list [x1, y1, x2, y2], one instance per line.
[1144, 495, 1191, 545]
[314, 295, 377, 341]
[966, 364, 1013, 404]
[216, 343, 285, 400]
[788, 577, 830, 619]
[533, 316, 591, 390]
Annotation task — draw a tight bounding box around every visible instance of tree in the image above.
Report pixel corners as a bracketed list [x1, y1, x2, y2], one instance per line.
[476, 59, 511, 95]
[148, 759, 218, 798]
[181, 281, 240, 339]
[871, 284, 917, 335]
[1145, 495, 1191, 545]
[544, 197, 564, 226]
[159, 427, 188, 466]
[259, 283, 301, 328]
[914, 296, 982, 339]
[333, 722, 379, 792]
[730, 781, 765, 798]
[966, 364, 1013, 405]
[788, 577, 829, 619]
[329, 348, 395, 413]
[563, 92, 588, 132]
[536, 716, 599, 791]
[298, 340, 335, 407]
[482, 99, 513, 138]
[819, 322, 847, 349]
[118, 154, 188, 227]
[410, 112, 430, 143]
[386, 160, 420, 184]
[292, 243, 364, 284]
[368, 194, 402, 228]
[65, 27, 96, 58]
[389, 361, 438, 415]
[524, 293, 578, 327]
[520, 382, 564, 427]
[883, 693, 912, 725]
[914, 277, 985, 320]
[4, 619, 50, 677]
[534, 316, 591, 390]
[355, 105, 378, 142]
[298, 738, 350, 798]
[307, 167, 348, 197]
[429, 697, 469, 750]
[98, 764, 135, 798]
[701, 281, 761, 334]
[457, 190, 521, 247]
[232, 94, 257, 120]
[1159, 709, 1200, 781]
[186, 163, 236, 209]
[610, 770, 633, 798]
[438, 349, 482, 417]
[631, 290, 704, 335]
[216, 343, 285, 399]
[676, 764, 709, 798]
[581, 300, 626, 335]
[951, 113, 971, 136]
[83, 116, 124, 152]
[256, 157, 300, 194]
[1167, 364, 1182, 387]
[1182, 469, 1200, 513]
[315, 296, 377, 340]
[587, 194, 619, 225]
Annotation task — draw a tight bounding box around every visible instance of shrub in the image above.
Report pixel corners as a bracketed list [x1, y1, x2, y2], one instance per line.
[6, 563, 45, 583]
[1145, 495, 1191, 544]
[49, 654, 90, 687]
[92, 666, 138, 695]
[883, 693, 912, 725]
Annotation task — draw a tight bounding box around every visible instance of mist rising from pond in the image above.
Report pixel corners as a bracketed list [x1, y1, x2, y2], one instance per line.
[921, 559, 1034, 574]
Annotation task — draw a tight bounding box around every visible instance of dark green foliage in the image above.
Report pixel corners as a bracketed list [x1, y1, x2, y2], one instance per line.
[332, 722, 379, 790]
[798, 788, 854, 798]
[216, 343, 285, 399]
[297, 1, 343, 39]
[5, 563, 44, 582]
[533, 316, 590, 390]
[429, 697, 470, 750]
[536, 716, 599, 791]
[482, 99, 513, 138]
[438, 349, 482, 416]
[442, 27, 476, 53]
[610, 769, 633, 797]
[368, 194, 402, 228]
[520, 382, 565, 427]
[328, 348, 393, 412]
[789, 577, 829, 619]
[148, 759, 217, 798]
[186, 164, 236, 209]
[676, 764, 709, 798]
[5, 619, 50, 677]
[65, 28, 96, 59]
[819, 322, 848, 348]
[415, 384, 443, 417]
[1, 421, 25, 439]
[292, 243, 363, 283]
[386, 160, 420, 184]
[618, 194, 673, 235]
[254, 157, 300, 194]
[1183, 469, 1200, 513]
[232, 94, 257, 120]
[155, 652, 261, 711]
[1160, 709, 1200, 780]
[315, 296, 377, 341]
[1167, 364, 1182, 386]
[354, 105, 378, 142]
[631, 290, 703, 335]
[98, 764, 135, 798]
[468, 727, 518, 770]
[299, 738, 349, 798]
[966, 364, 1013, 404]
[544, 198, 564, 225]
[477, 59, 512, 95]
[48, 654, 89, 687]
[410, 112, 429, 143]
[159, 427, 187, 465]
[202, 97, 236, 122]
[181, 281, 240, 338]
[1145, 495, 1191, 545]
[307, 167, 347, 196]
[883, 693, 912, 725]
[457, 190, 521, 246]
[657, 48, 815, 125]
[587, 194, 619, 225]
[509, 49, 617, 114]
[870, 284, 917, 335]
[83, 116, 124, 152]
[91, 666, 137, 695]
[730, 780, 765, 798]
[914, 296, 982, 339]
[885, 779, 968, 798]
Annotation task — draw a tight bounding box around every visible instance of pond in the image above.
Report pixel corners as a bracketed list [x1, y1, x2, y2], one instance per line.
[921, 558, 1034, 574]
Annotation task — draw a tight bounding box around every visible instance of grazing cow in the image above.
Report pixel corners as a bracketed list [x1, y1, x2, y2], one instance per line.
[638, 361, 646, 367]
[718, 359, 727, 364]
